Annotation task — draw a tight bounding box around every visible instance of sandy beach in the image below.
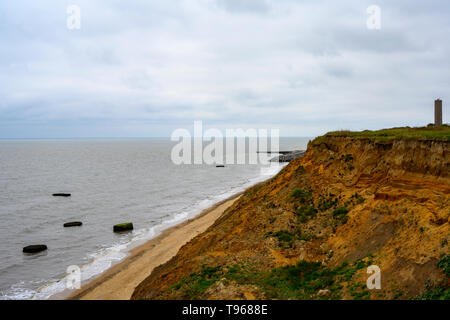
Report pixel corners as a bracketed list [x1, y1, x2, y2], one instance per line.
[65, 193, 241, 300]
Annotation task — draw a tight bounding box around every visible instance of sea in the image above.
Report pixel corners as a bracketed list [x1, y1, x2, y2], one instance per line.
[0, 137, 309, 299]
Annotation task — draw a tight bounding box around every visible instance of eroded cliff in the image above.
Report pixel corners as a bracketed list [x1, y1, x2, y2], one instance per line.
[132, 132, 450, 300]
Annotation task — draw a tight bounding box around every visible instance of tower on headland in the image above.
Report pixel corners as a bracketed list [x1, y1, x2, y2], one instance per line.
[434, 99, 442, 126]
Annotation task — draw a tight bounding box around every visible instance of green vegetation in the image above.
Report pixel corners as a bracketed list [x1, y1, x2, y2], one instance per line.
[415, 286, 450, 300]
[351, 192, 365, 204]
[332, 207, 349, 224]
[115, 223, 132, 227]
[317, 194, 338, 211]
[437, 254, 450, 277]
[295, 205, 317, 223]
[267, 228, 316, 247]
[340, 154, 354, 162]
[273, 230, 295, 246]
[313, 125, 450, 143]
[415, 276, 450, 300]
[290, 188, 354, 229]
[298, 232, 315, 241]
[169, 258, 374, 300]
[171, 265, 223, 299]
[261, 258, 373, 299]
[414, 255, 450, 300]
[348, 282, 371, 299]
[291, 188, 313, 204]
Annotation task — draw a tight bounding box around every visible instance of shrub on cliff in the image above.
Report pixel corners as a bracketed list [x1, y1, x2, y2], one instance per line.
[437, 255, 450, 277]
[332, 207, 349, 224]
[291, 188, 312, 204]
[273, 231, 295, 248]
[295, 205, 317, 223]
[333, 207, 349, 217]
[318, 195, 338, 211]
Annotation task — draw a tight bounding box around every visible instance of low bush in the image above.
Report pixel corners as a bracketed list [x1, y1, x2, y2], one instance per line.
[291, 188, 313, 204]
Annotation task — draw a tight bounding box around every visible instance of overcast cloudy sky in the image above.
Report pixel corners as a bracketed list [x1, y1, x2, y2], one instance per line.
[0, 0, 449, 138]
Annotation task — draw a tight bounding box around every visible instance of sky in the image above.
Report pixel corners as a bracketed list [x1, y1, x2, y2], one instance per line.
[0, 0, 449, 138]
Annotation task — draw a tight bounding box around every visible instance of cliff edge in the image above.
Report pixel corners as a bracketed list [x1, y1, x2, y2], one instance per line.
[132, 126, 450, 300]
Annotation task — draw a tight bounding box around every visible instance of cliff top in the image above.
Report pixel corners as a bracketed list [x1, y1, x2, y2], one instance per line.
[314, 125, 450, 143]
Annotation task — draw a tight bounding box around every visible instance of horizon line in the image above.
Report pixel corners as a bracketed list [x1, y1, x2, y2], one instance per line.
[0, 136, 315, 140]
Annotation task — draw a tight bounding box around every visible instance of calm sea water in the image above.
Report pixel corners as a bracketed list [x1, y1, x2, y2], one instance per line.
[0, 138, 309, 299]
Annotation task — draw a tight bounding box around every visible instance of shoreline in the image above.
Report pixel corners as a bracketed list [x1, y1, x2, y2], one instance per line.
[61, 192, 242, 300]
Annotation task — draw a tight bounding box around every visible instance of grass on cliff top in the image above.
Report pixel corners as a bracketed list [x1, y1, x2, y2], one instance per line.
[313, 125, 450, 143]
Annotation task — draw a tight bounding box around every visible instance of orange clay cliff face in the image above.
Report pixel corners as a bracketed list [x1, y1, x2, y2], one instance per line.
[132, 135, 450, 300]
